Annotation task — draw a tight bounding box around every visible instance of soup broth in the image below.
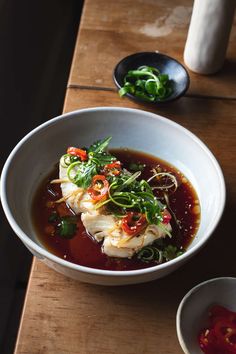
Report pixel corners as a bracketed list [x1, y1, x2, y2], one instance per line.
[32, 149, 200, 271]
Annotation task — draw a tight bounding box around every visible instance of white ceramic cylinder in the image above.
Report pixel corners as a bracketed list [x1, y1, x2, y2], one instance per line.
[184, 0, 235, 74]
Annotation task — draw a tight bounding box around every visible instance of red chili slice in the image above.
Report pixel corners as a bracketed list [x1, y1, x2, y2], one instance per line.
[104, 161, 121, 176]
[199, 328, 232, 354]
[67, 147, 87, 161]
[199, 328, 218, 353]
[210, 305, 236, 327]
[214, 320, 236, 352]
[121, 212, 147, 236]
[87, 175, 109, 201]
[198, 306, 236, 354]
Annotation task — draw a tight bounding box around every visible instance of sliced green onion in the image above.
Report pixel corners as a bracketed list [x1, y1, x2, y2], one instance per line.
[118, 65, 173, 102]
[137, 246, 162, 263]
[67, 161, 81, 182]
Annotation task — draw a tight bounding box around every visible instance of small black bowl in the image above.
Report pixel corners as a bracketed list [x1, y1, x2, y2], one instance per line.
[113, 52, 190, 104]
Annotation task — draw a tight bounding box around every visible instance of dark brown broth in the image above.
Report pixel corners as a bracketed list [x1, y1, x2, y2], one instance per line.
[32, 149, 200, 271]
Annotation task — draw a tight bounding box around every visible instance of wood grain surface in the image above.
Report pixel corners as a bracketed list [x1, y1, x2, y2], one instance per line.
[14, 0, 236, 353]
[68, 0, 236, 98]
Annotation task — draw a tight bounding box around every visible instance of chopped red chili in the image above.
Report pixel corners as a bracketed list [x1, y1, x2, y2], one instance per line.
[121, 212, 147, 236]
[103, 161, 122, 176]
[67, 147, 87, 161]
[198, 305, 236, 354]
[88, 175, 109, 201]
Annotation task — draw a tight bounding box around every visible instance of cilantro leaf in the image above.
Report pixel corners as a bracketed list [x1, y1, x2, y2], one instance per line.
[88, 137, 112, 153]
[57, 216, 77, 239]
[73, 162, 98, 188]
[163, 245, 184, 261]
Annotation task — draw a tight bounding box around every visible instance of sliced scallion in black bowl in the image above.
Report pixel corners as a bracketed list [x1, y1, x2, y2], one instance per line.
[113, 52, 190, 104]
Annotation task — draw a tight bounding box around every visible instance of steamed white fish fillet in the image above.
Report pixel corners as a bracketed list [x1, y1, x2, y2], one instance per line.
[81, 213, 120, 242]
[102, 237, 134, 258]
[109, 223, 171, 249]
[81, 213, 134, 257]
[59, 162, 97, 215]
[81, 212, 172, 258]
[141, 224, 172, 247]
[103, 222, 171, 258]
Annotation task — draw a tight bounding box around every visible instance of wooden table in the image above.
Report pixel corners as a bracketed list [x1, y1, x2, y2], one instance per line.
[15, 1, 236, 353]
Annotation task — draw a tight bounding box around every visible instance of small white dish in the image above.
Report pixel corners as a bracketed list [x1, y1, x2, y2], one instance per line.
[176, 277, 236, 354]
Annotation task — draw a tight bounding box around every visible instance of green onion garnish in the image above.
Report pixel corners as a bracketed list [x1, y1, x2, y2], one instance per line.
[137, 243, 184, 264]
[118, 65, 173, 102]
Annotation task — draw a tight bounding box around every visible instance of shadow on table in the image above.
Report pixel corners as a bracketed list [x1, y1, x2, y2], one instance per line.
[0, 0, 84, 352]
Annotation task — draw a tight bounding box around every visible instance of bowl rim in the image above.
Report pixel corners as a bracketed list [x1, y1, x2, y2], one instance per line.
[0, 107, 225, 278]
[176, 276, 236, 354]
[113, 51, 190, 103]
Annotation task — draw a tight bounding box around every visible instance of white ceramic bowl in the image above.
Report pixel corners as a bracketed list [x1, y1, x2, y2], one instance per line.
[176, 277, 236, 354]
[0, 107, 225, 285]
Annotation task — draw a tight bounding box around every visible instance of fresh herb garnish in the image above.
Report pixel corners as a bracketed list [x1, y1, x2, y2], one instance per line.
[163, 244, 184, 261]
[61, 154, 80, 168]
[137, 246, 163, 263]
[57, 216, 77, 239]
[71, 162, 98, 189]
[97, 170, 165, 225]
[119, 65, 173, 102]
[65, 137, 116, 189]
[137, 242, 184, 264]
[88, 136, 112, 153]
